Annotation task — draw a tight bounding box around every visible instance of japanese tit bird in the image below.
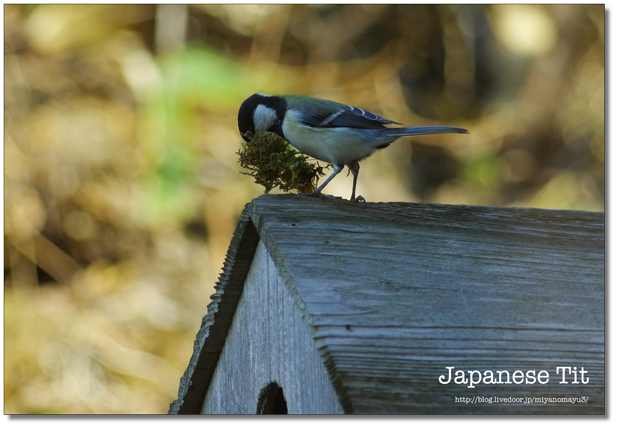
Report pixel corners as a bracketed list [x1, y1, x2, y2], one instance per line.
[238, 93, 468, 201]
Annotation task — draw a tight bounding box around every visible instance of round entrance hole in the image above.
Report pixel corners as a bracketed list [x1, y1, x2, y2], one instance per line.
[256, 381, 288, 414]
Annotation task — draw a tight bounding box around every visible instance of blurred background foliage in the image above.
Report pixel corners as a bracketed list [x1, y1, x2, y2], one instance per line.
[4, 4, 604, 413]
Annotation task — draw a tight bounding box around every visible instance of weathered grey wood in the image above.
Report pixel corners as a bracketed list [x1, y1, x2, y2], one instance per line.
[168, 210, 260, 414]
[202, 241, 344, 414]
[171, 194, 604, 414]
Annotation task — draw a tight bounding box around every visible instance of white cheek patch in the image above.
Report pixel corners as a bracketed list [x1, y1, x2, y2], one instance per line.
[253, 105, 277, 132]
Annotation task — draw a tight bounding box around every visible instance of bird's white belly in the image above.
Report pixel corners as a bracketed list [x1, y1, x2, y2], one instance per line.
[282, 113, 378, 164]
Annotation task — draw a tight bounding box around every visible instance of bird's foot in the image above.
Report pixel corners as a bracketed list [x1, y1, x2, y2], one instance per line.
[350, 195, 366, 203]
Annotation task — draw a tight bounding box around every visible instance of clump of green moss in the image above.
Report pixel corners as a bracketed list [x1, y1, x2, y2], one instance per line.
[237, 131, 327, 194]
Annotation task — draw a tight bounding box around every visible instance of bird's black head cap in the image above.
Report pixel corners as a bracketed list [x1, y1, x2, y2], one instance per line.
[238, 93, 287, 142]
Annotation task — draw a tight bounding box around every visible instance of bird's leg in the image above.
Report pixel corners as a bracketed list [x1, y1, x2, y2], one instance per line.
[347, 161, 365, 202]
[299, 163, 343, 198]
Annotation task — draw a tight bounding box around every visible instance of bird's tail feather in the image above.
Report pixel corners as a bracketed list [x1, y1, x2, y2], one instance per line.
[388, 126, 469, 136]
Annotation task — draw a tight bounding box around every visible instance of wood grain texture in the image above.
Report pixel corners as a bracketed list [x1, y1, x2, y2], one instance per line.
[171, 194, 604, 414]
[248, 195, 604, 414]
[169, 206, 260, 414]
[202, 242, 344, 414]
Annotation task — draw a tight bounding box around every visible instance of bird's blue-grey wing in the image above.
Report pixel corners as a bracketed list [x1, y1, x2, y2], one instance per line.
[302, 105, 401, 129]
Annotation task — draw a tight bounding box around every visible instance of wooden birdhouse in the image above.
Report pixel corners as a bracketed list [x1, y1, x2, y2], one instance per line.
[169, 195, 604, 415]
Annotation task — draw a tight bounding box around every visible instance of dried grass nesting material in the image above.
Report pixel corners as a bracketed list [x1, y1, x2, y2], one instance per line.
[237, 131, 328, 194]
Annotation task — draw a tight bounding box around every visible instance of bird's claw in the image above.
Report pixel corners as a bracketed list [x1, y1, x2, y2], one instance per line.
[351, 195, 366, 203]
